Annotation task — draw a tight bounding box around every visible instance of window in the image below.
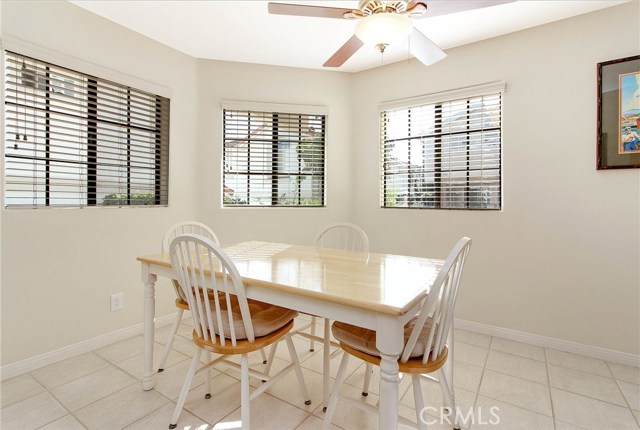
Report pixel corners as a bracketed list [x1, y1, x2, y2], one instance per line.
[222, 104, 325, 207]
[4, 51, 170, 208]
[381, 83, 503, 210]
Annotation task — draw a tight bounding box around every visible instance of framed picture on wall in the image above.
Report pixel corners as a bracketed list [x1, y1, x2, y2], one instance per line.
[597, 55, 640, 169]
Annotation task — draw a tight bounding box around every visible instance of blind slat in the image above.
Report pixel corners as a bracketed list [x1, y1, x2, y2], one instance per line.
[381, 90, 502, 210]
[4, 51, 170, 208]
[223, 108, 326, 207]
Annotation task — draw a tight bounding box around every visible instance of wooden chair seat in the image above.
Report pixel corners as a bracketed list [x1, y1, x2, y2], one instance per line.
[158, 222, 221, 372]
[168, 234, 310, 430]
[322, 237, 472, 430]
[175, 297, 189, 310]
[340, 342, 448, 374]
[332, 317, 436, 359]
[194, 320, 294, 355]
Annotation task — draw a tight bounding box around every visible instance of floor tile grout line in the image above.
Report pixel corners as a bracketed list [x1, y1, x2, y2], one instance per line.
[28, 351, 112, 391]
[52, 355, 181, 430]
[543, 348, 557, 430]
[20, 387, 76, 430]
[551, 385, 640, 411]
[482, 365, 549, 386]
[605, 360, 638, 408]
[118, 401, 181, 430]
[477, 391, 555, 420]
[5, 330, 638, 430]
[1, 374, 48, 410]
[477, 340, 557, 422]
[3, 380, 87, 430]
[547, 361, 617, 381]
[68, 377, 165, 430]
[60, 378, 142, 415]
[545, 353, 639, 410]
[206, 391, 312, 430]
[470, 334, 492, 430]
[168, 345, 326, 427]
[546, 358, 620, 381]
[554, 418, 590, 430]
[479, 365, 551, 392]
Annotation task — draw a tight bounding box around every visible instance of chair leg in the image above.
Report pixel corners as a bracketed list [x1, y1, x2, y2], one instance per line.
[412, 374, 428, 430]
[309, 316, 317, 351]
[322, 318, 331, 411]
[260, 347, 268, 364]
[240, 354, 250, 430]
[445, 330, 455, 395]
[362, 362, 373, 396]
[169, 348, 202, 429]
[263, 340, 278, 381]
[322, 352, 350, 430]
[285, 334, 311, 405]
[204, 351, 212, 399]
[158, 309, 184, 372]
[264, 341, 278, 374]
[438, 368, 460, 430]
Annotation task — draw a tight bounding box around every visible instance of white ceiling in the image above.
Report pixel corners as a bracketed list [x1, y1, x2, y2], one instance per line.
[70, 0, 626, 73]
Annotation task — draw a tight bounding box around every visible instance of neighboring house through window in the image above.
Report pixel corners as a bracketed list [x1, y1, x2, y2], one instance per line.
[222, 102, 326, 207]
[381, 82, 504, 210]
[3, 51, 170, 208]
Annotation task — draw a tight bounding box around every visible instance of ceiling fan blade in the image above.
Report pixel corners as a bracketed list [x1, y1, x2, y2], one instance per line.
[409, 0, 515, 18]
[323, 34, 364, 67]
[268, 2, 353, 19]
[410, 28, 447, 66]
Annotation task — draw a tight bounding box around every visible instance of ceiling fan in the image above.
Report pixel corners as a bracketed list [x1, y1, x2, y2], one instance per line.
[268, 1, 514, 68]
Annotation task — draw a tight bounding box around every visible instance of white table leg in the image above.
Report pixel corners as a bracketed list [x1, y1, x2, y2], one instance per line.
[142, 265, 157, 391]
[323, 318, 331, 410]
[376, 317, 404, 430]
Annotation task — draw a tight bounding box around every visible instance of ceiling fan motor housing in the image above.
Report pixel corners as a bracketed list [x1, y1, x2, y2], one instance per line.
[358, 1, 408, 15]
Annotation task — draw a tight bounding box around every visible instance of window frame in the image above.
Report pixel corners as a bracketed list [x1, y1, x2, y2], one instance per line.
[221, 101, 327, 208]
[379, 82, 504, 211]
[2, 45, 171, 209]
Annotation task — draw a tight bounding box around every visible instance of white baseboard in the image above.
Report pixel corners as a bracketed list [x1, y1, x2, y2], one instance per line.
[0, 313, 178, 381]
[2, 315, 637, 381]
[455, 318, 640, 367]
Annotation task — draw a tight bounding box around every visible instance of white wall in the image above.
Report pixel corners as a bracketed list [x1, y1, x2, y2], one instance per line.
[194, 61, 353, 245]
[0, 0, 203, 365]
[1, 0, 638, 367]
[350, 1, 640, 355]
[0, 1, 354, 366]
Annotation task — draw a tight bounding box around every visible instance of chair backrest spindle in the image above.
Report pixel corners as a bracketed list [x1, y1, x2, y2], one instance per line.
[169, 234, 255, 347]
[163, 221, 220, 303]
[162, 221, 220, 253]
[314, 222, 369, 253]
[399, 237, 472, 364]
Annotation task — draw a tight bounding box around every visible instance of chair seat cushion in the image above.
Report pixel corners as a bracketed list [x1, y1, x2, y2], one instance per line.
[332, 316, 435, 358]
[210, 295, 298, 340]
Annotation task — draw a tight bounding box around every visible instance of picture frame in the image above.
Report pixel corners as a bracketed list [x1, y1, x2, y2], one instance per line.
[597, 55, 640, 169]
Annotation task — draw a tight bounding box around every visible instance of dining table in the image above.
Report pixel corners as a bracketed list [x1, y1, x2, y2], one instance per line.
[137, 241, 446, 429]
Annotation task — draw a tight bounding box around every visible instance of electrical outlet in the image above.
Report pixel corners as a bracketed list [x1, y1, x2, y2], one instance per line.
[110, 293, 124, 312]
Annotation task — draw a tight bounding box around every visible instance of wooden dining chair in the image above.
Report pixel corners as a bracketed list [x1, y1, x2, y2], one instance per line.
[158, 221, 268, 371]
[322, 237, 472, 430]
[168, 234, 311, 430]
[292, 222, 369, 411]
[158, 221, 217, 372]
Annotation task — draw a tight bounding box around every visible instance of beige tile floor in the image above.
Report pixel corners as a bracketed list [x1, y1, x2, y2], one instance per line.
[2, 315, 639, 430]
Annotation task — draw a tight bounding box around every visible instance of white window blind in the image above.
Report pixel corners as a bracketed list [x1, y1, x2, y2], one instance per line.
[222, 108, 325, 207]
[4, 51, 170, 208]
[381, 85, 502, 210]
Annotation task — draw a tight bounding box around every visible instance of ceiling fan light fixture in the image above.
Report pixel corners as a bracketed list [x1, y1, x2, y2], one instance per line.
[355, 13, 412, 47]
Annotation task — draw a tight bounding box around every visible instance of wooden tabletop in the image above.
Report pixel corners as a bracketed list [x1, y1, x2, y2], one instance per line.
[137, 241, 444, 316]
